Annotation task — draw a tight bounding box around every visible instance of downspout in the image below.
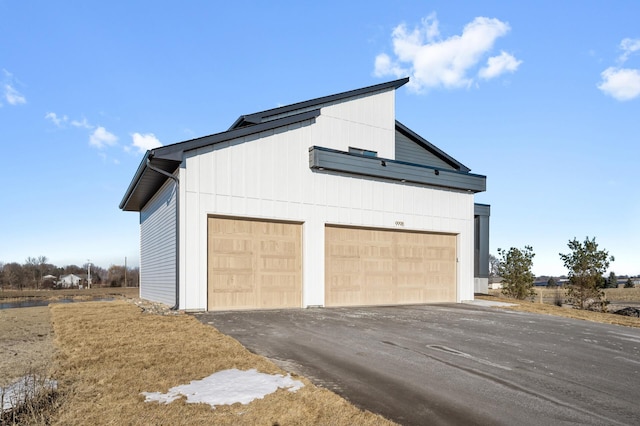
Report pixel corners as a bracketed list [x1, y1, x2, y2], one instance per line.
[146, 157, 180, 310]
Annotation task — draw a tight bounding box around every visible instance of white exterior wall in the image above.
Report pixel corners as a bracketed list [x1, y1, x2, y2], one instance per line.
[313, 90, 396, 159]
[140, 177, 177, 306]
[178, 90, 476, 310]
[475, 277, 489, 294]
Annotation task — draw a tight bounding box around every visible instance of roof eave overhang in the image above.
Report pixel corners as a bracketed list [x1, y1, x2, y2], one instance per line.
[119, 109, 320, 212]
[119, 153, 181, 212]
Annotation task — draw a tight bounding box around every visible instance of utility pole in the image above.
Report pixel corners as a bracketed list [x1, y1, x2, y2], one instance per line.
[124, 256, 127, 287]
[87, 259, 92, 289]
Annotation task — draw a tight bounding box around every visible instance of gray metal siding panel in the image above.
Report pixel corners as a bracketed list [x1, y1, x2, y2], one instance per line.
[474, 203, 491, 216]
[395, 131, 456, 170]
[140, 178, 176, 306]
[474, 204, 490, 278]
[309, 146, 486, 193]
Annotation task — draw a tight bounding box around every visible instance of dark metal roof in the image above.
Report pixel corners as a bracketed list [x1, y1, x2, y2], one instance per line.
[120, 79, 411, 212]
[119, 152, 181, 211]
[120, 77, 483, 212]
[150, 109, 320, 162]
[395, 121, 471, 173]
[228, 77, 410, 130]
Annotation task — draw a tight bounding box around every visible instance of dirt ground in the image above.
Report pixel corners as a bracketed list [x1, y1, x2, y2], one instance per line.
[0, 306, 55, 387]
[0, 289, 138, 389]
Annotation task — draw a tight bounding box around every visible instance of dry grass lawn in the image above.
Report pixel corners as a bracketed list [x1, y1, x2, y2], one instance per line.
[479, 290, 640, 329]
[0, 287, 138, 301]
[0, 306, 54, 387]
[49, 301, 396, 425]
[603, 287, 640, 302]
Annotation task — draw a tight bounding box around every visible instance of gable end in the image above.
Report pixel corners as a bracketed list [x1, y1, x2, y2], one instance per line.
[395, 121, 471, 173]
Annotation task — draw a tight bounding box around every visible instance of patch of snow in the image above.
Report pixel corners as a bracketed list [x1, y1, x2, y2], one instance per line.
[142, 368, 304, 409]
[1, 376, 57, 412]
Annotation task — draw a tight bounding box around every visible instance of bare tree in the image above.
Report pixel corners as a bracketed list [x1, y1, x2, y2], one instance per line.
[107, 265, 126, 287]
[24, 257, 39, 289]
[489, 254, 500, 277]
[128, 267, 140, 287]
[3, 262, 25, 289]
[37, 255, 48, 285]
[64, 265, 84, 275]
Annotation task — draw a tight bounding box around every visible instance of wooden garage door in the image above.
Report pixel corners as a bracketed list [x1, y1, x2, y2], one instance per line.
[208, 217, 302, 311]
[325, 226, 456, 307]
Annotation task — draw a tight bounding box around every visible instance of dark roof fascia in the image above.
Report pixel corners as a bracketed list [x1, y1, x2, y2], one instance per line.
[119, 154, 181, 211]
[395, 120, 471, 173]
[119, 109, 321, 211]
[309, 146, 486, 193]
[119, 150, 152, 210]
[474, 203, 491, 216]
[229, 77, 410, 130]
[152, 109, 321, 162]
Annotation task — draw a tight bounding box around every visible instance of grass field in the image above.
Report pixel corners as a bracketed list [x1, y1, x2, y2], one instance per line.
[5, 287, 640, 423]
[482, 287, 640, 328]
[46, 301, 396, 425]
[488, 287, 640, 304]
[0, 287, 138, 301]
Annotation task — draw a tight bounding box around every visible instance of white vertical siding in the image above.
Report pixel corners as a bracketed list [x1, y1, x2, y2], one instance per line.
[140, 177, 177, 306]
[177, 87, 477, 310]
[312, 90, 396, 159]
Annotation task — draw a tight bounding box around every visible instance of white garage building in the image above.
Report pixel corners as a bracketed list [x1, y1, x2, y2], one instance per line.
[120, 78, 490, 311]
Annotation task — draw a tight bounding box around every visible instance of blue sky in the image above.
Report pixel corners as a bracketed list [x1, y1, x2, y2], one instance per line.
[1, 1, 638, 276]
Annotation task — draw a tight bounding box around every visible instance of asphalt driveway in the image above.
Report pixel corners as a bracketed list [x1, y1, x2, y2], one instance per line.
[194, 304, 640, 425]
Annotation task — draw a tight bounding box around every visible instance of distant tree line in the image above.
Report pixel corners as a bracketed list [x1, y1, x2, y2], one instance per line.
[0, 256, 139, 290]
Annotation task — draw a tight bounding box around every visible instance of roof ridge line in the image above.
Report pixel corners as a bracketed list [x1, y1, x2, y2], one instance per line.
[229, 77, 409, 130]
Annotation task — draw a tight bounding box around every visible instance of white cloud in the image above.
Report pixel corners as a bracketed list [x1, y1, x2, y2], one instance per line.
[423, 12, 440, 42]
[4, 84, 26, 105]
[374, 53, 409, 78]
[374, 13, 520, 92]
[45, 112, 68, 127]
[598, 37, 640, 101]
[598, 67, 640, 101]
[479, 51, 523, 79]
[2, 70, 26, 105]
[71, 118, 92, 129]
[131, 132, 162, 153]
[89, 126, 118, 149]
[45, 112, 94, 129]
[619, 38, 640, 63]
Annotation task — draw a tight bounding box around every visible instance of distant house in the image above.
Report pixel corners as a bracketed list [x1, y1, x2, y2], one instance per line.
[41, 274, 58, 289]
[58, 274, 82, 288]
[488, 277, 503, 290]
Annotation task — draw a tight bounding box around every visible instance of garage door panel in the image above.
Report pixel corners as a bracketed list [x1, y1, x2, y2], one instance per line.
[326, 225, 456, 307]
[208, 217, 302, 311]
